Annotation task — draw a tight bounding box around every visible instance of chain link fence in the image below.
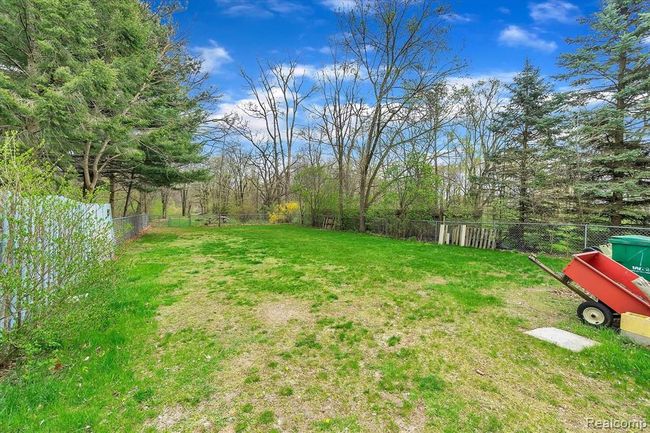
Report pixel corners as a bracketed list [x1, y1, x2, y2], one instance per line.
[310, 215, 650, 256]
[0, 208, 148, 335]
[165, 213, 268, 228]
[113, 214, 149, 244]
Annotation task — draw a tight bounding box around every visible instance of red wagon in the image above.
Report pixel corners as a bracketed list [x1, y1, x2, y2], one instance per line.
[529, 251, 650, 327]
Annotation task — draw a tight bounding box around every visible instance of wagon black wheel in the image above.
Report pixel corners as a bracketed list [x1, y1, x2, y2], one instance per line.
[577, 301, 613, 327]
[581, 246, 602, 253]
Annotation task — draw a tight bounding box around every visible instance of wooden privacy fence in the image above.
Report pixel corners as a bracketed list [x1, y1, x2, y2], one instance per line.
[0, 194, 149, 333]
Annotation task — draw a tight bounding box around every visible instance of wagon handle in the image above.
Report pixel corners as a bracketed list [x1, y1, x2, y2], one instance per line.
[528, 255, 594, 302]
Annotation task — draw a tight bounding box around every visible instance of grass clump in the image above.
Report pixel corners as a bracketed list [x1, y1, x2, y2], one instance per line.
[387, 335, 401, 347]
[258, 409, 275, 424]
[295, 333, 322, 350]
[416, 374, 445, 393]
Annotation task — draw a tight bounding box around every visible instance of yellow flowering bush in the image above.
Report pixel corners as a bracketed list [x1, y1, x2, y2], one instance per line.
[269, 201, 300, 223]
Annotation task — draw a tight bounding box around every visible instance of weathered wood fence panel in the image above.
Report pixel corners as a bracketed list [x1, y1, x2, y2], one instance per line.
[438, 224, 497, 250]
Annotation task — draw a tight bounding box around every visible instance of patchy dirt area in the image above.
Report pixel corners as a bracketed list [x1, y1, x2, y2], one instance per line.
[257, 299, 313, 327]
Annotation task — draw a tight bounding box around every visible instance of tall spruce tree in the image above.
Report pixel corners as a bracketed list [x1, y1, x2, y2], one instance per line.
[557, 0, 649, 225]
[493, 61, 559, 223]
[0, 0, 211, 199]
[0, 0, 97, 150]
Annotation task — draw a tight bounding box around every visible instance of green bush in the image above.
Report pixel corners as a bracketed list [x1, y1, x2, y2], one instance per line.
[0, 133, 114, 364]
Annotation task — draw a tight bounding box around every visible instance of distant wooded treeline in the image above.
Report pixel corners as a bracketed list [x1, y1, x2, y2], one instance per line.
[1, 0, 648, 228]
[194, 0, 649, 229]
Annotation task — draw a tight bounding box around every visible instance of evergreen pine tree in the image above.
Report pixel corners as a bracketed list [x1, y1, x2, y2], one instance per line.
[493, 60, 559, 223]
[0, 0, 211, 198]
[557, 0, 649, 225]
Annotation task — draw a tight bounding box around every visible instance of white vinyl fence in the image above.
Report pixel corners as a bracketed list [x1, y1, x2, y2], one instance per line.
[0, 195, 148, 333]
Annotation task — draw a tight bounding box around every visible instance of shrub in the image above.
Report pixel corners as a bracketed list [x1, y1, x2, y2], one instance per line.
[268, 201, 300, 224]
[0, 133, 114, 364]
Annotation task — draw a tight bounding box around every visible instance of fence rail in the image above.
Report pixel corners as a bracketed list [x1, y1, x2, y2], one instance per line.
[311, 215, 650, 255]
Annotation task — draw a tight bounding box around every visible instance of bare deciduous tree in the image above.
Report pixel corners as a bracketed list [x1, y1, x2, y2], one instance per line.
[341, 0, 462, 231]
[312, 53, 363, 226]
[238, 61, 316, 205]
[452, 80, 507, 219]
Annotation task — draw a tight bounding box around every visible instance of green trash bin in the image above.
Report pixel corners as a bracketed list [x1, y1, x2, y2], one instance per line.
[609, 235, 650, 280]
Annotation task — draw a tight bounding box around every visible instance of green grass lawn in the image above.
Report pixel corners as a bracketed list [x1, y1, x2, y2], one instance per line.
[2, 225, 649, 432]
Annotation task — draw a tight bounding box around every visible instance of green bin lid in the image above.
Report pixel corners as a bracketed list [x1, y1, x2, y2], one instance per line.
[608, 235, 650, 246]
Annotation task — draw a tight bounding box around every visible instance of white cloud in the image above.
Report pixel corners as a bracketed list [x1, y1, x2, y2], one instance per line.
[448, 71, 518, 87]
[215, 90, 311, 137]
[498, 25, 557, 52]
[442, 13, 473, 23]
[215, 62, 360, 136]
[193, 40, 233, 73]
[223, 4, 272, 18]
[215, 96, 268, 135]
[498, 7, 511, 14]
[288, 64, 319, 78]
[216, 0, 309, 18]
[281, 63, 358, 80]
[266, 0, 308, 14]
[320, 0, 356, 12]
[530, 0, 579, 23]
[643, 36, 650, 45]
[299, 46, 332, 55]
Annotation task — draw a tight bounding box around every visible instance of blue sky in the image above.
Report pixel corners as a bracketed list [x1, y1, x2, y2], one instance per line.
[174, 0, 601, 108]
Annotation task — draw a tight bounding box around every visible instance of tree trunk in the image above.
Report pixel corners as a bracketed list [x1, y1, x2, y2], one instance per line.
[136, 190, 148, 214]
[518, 183, 528, 223]
[108, 174, 116, 217]
[358, 171, 367, 232]
[180, 188, 188, 216]
[519, 129, 530, 223]
[359, 207, 367, 232]
[338, 157, 344, 229]
[142, 191, 149, 214]
[610, 49, 627, 226]
[123, 172, 134, 217]
[610, 192, 623, 226]
[285, 146, 291, 201]
[161, 188, 170, 219]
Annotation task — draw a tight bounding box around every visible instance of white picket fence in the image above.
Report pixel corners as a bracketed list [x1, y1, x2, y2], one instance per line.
[0, 196, 147, 332]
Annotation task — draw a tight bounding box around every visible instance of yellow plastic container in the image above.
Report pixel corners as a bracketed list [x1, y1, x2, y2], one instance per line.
[620, 312, 650, 346]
